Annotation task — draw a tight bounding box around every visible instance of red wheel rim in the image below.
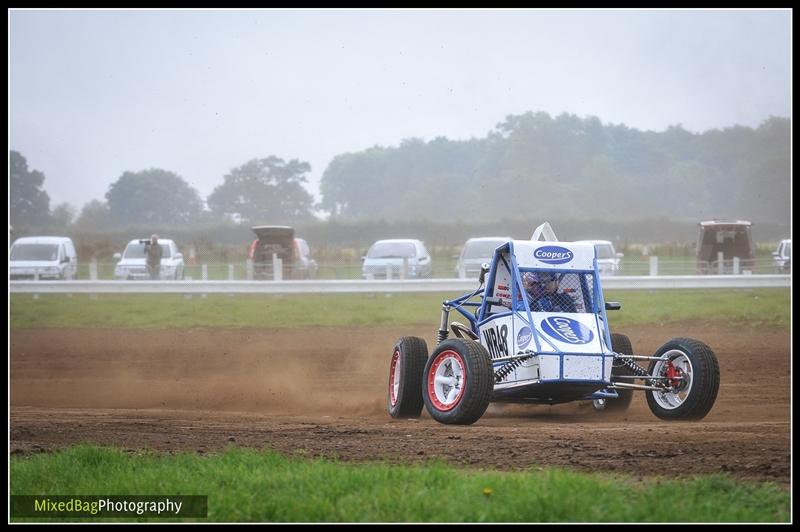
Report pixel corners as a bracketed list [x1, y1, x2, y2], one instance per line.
[389, 349, 400, 407]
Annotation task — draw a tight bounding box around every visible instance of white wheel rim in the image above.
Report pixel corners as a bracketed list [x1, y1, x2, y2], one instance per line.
[651, 349, 694, 410]
[428, 351, 465, 410]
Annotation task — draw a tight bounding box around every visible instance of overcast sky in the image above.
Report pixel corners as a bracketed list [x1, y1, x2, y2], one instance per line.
[9, 8, 791, 213]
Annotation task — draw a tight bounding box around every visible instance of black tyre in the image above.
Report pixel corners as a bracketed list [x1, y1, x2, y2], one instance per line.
[645, 338, 720, 420]
[422, 339, 494, 425]
[604, 333, 635, 412]
[387, 336, 429, 418]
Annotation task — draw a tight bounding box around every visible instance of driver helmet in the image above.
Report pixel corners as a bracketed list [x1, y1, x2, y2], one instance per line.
[523, 271, 558, 298]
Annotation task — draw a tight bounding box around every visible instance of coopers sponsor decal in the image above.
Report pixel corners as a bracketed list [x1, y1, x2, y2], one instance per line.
[533, 246, 573, 265]
[541, 317, 594, 344]
[517, 326, 532, 349]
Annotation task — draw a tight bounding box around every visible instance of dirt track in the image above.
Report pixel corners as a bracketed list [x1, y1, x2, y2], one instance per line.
[10, 324, 791, 484]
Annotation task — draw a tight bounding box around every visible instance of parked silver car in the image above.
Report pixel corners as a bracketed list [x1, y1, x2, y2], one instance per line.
[362, 239, 432, 279]
[574, 240, 624, 276]
[772, 239, 791, 273]
[454, 237, 511, 278]
[114, 238, 184, 280]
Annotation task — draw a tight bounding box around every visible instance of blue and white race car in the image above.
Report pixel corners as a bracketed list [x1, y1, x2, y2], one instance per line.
[388, 225, 720, 425]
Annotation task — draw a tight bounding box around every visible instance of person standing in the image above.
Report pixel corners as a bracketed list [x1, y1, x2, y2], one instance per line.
[145, 234, 163, 280]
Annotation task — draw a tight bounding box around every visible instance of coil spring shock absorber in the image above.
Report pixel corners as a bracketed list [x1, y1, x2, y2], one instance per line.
[494, 354, 534, 383]
[437, 304, 450, 345]
[616, 355, 651, 383]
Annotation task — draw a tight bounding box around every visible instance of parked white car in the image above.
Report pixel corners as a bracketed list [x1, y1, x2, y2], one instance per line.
[362, 239, 432, 279]
[574, 240, 623, 276]
[10, 236, 78, 280]
[454, 237, 512, 278]
[114, 238, 184, 280]
[772, 239, 791, 273]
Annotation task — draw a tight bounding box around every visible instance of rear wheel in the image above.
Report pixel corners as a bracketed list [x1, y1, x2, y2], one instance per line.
[422, 339, 494, 425]
[387, 337, 428, 418]
[604, 333, 635, 412]
[645, 338, 720, 420]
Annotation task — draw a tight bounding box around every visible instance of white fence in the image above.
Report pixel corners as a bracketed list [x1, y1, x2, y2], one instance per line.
[8, 275, 791, 295]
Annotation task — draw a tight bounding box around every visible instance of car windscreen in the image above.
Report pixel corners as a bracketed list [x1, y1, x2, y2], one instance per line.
[594, 244, 614, 259]
[10, 243, 59, 261]
[785, 243, 791, 258]
[367, 242, 416, 258]
[463, 240, 503, 260]
[123, 243, 171, 259]
[514, 270, 596, 314]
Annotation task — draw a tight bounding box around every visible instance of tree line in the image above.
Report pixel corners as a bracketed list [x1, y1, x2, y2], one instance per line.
[320, 112, 790, 224]
[9, 111, 790, 234]
[9, 153, 315, 230]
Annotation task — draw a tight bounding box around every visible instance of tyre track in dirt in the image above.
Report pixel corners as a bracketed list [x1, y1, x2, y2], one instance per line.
[10, 323, 791, 484]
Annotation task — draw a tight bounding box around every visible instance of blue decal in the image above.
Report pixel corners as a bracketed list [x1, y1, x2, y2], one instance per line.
[517, 326, 532, 349]
[541, 317, 594, 344]
[534, 245, 573, 265]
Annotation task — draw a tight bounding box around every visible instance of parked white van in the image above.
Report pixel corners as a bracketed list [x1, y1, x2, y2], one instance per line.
[9, 236, 78, 280]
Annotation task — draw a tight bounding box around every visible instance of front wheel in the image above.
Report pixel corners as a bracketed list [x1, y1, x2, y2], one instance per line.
[422, 339, 494, 425]
[645, 338, 720, 420]
[387, 336, 428, 419]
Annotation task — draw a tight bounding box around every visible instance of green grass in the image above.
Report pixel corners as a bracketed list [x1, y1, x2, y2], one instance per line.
[10, 445, 789, 523]
[602, 288, 790, 329]
[10, 288, 789, 330]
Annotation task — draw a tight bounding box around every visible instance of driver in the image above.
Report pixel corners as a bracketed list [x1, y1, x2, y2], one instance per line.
[522, 271, 576, 313]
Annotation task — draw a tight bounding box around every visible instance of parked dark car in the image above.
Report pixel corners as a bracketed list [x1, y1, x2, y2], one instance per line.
[696, 220, 755, 274]
[248, 225, 317, 280]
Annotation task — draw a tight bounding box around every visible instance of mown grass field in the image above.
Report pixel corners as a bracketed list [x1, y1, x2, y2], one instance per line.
[10, 288, 791, 330]
[10, 446, 790, 523]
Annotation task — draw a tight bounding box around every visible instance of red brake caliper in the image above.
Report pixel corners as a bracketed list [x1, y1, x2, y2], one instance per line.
[665, 360, 683, 389]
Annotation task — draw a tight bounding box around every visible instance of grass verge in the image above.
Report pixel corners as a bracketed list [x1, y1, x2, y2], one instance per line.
[10, 288, 790, 330]
[10, 445, 789, 523]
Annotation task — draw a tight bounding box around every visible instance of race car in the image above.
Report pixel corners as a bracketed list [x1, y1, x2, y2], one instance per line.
[388, 224, 720, 425]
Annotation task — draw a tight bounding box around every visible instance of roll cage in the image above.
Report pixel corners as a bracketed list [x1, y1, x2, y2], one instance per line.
[437, 240, 615, 357]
